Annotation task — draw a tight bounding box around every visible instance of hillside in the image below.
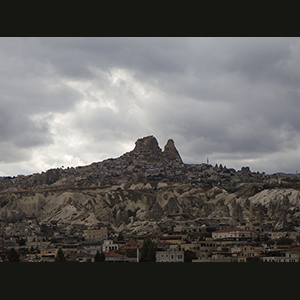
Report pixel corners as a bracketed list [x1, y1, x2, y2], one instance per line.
[1, 135, 300, 233]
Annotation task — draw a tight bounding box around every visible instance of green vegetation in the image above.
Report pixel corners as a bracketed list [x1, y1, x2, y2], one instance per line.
[55, 248, 66, 262]
[184, 250, 197, 262]
[276, 237, 294, 245]
[94, 250, 106, 262]
[7, 248, 20, 262]
[139, 237, 157, 262]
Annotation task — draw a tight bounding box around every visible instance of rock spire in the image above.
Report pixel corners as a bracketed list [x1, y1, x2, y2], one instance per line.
[133, 135, 162, 154]
[163, 139, 183, 163]
[121, 135, 183, 164]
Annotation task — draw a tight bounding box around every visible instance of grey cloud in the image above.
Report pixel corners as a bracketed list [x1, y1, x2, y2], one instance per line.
[0, 38, 83, 163]
[0, 106, 52, 148]
[0, 142, 32, 164]
[1, 37, 300, 175]
[17, 37, 194, 82]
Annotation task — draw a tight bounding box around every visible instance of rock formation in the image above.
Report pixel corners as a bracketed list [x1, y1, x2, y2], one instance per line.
[121, 135, 183, 164]
[163, 139, 183, 163]
[0, 135, 300, 233]
[134, 135, 162, 154]
[1, 184, 300, 233]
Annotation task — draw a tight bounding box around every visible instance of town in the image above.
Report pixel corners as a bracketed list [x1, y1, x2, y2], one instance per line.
[1, 212, 300, 262]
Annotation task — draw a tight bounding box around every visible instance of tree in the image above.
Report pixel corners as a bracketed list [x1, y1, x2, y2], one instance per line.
[94, 250, 106, 262]
[247, 256, 262, 262]
[139, 237, 157, 262]
[7, 248, 20, 262]
[276, 237, 294, 245]
[184, 250, 197, 262]
[117, 232, 124, 241]
[18, 238, 26, 246]
[55, 248, 66, 262]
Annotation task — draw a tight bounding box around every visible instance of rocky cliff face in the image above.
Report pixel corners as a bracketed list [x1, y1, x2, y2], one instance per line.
[1, 183, 300, 232]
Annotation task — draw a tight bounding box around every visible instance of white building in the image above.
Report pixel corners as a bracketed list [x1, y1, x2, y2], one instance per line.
[102, 239, 119, 253]
[78, 244, 102, 256]
[262, 252, 298, 262]
[270, 230, 298, 240]
[212, 227, 252, 240]
[83, 228, 108, 241]
[156, 249, 184, 262]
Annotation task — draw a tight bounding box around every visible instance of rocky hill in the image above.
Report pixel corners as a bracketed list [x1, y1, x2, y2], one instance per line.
[1, 135, 300, 233]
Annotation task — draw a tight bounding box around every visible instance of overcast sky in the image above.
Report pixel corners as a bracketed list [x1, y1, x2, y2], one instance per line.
[1, 37, 300, 176]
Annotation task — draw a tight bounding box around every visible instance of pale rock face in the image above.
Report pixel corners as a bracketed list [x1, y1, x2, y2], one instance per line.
[2, 184, 300, 233]
[250, 188, 300, 207]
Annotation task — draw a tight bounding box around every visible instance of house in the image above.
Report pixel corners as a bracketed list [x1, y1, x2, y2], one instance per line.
[121, 245, 141, 262]
[70, 251, 94, 262]
[20, 253, 40, 262]
[212, 227, 252, 240]
[60, 243, 79, 256]
[192, 254, 232, 262]
[262, 251, 298, 262]
[38, 248, 58, 262]
[271, 229, 298, 240]
[231, 244, 260, 259]
[285, 246, 300, 261]
[78, 243, 102, 256]
[156, 240, 172, 251]
[102, 239, 119, 253]
[156, 247, 184, 262]
[105, 251, 126, 262]
[156, 233, 187, 244]
[83, 228, 108, 241]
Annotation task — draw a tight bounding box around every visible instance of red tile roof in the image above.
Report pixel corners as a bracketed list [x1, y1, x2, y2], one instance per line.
[156, 240, 172, 245]
[288, 246, 300, 251]
[105, 251, 125, 257]
[71, 251, 94, 257]
[126, 239, 140, 246]
[121, 245, 141, 250]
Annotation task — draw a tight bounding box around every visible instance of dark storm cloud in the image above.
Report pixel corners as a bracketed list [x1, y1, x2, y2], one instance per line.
[1, 37, 300, 175]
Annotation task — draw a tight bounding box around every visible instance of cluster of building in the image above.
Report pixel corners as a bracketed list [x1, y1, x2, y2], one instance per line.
[0, 224, 183, 262]
[1, 216, 300, 262]
[0, 147, 278, 192]
[189, 226, 300, 262]
[86, 159, 269, 188]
